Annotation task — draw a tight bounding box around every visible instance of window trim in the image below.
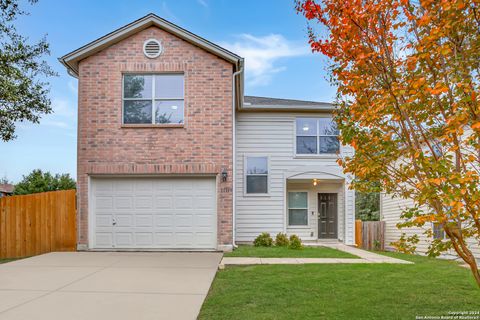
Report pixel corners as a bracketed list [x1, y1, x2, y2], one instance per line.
[121, 73, 185, 126]
[294, 117, 340, 157]
[244, 155, 270, 197]
[287, 191, 309, 227]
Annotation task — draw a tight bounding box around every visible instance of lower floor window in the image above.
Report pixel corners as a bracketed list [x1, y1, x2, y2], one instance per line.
[432, 222, 445, 240]
[288, 192, 308, 226]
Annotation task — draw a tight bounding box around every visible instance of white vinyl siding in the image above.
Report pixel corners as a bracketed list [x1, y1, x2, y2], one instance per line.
[235, 112, 356, 244]
[381, 128, 479, 261]
[381, 193, 480, 261]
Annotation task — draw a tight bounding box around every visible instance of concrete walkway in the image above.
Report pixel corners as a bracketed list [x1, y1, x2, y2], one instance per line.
[0, 252, 222, 320]
[319, 243, 413, 263]
[220, 243, 413, 267]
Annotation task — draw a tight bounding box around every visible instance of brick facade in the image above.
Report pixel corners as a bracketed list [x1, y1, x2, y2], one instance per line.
[77, 26, 233, 248]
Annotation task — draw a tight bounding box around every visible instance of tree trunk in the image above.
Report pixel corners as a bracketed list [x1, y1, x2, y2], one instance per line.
[466, 257, 480, 288]
[443, 223, 480, 287]
[451, 236, 480, 288]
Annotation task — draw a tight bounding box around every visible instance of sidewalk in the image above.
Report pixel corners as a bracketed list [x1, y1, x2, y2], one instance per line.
[318, 242, 412, 263]
[220, 244, 413, 268]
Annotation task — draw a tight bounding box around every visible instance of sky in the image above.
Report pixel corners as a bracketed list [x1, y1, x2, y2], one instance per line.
[0, 0, 335, 183]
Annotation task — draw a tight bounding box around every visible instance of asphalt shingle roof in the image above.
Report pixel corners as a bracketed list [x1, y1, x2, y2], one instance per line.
[244, 96, 324, 106]
[0, 184, 14, 194]
[243, 96, 333, 109]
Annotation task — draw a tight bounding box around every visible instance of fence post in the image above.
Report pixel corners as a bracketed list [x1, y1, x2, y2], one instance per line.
[355, 220, 363, 247]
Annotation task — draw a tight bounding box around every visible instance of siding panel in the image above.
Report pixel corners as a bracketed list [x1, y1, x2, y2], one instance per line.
[381, 193, 480, 260]
[235, 112, 355, 244]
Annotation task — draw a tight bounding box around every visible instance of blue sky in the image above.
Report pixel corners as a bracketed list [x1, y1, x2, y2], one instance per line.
[0, 0, 335, 183]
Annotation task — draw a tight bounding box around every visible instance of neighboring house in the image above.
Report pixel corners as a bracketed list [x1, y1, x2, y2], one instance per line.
[0, 184, 14, 198]
[59, 13, 355, 251]
[381, 194, 480, 261]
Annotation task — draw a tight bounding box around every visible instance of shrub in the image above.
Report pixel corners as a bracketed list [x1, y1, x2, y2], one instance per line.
[289, 234, 303, 250]
[275, 233, 289, 247]
[391, 233, 418, 254]
[254, 232, 273, 247]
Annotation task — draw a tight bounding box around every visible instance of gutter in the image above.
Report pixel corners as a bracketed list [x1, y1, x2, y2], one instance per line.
[239, 105, 335, 112]
[66, 67, 79, 79]
[231, 60, 244, 249]
[57, 57, 79, 79]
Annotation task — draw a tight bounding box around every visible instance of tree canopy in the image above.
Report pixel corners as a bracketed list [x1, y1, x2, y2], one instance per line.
[297, 0, 480, 285]
[0, 0, 56, 141]
[14, 169, 76, 195]
[356, 192, 380, 221]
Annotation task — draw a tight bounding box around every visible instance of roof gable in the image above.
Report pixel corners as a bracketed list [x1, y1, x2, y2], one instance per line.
[59, 13, 243, 77]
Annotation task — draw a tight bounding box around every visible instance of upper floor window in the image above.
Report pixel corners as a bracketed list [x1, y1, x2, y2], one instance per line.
[123, 74, 184, 125]
[296, 118, 339, 155]
[245, 156, 268, 194]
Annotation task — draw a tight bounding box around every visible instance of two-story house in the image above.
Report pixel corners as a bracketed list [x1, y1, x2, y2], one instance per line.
[60, 14, 355, 252]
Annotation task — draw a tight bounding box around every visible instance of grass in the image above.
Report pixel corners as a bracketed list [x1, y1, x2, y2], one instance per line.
[225, 245, 359, 259]
[0, 258, 18, 264]
[199, 252, 480, 320]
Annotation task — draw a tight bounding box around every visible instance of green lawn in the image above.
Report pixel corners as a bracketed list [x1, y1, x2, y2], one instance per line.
[224, 245, 359, 259]
[199, 253, 480, 319]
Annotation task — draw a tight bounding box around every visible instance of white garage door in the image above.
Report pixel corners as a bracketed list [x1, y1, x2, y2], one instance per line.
[91, 177, 217, 249]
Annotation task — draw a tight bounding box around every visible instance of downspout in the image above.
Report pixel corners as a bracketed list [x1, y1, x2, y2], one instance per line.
[231, 61, 244, 249]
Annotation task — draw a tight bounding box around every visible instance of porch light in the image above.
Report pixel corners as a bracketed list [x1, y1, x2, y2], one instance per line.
[313, 179, 318, 186]
[221, 168, 228, 182]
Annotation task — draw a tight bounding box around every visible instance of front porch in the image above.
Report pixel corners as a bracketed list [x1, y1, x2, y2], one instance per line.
[285, 176, 350, 243]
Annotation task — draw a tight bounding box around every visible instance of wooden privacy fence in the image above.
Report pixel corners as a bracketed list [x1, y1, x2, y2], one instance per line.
[0, 190, 76, 259]
[355, 220, 385, 251]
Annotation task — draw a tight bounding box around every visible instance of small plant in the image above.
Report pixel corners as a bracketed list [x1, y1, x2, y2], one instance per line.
[373, 239, 381, 251]
[275, 233, 289, 247]
[254, 232, 273, 247]
[391, 233, 418, 254]
[288, 234, 303, 250]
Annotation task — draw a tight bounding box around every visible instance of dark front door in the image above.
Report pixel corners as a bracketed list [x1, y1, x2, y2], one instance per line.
[318, 193, 337, 239]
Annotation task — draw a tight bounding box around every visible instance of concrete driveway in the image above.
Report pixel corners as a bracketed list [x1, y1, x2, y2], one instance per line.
[0, 252, 222, 320]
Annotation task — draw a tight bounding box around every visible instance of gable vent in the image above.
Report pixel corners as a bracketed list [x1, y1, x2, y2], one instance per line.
[143, 39, 162, 58]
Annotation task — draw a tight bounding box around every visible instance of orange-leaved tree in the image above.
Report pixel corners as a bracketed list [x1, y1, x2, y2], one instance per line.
[296, 0, 480, 286]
